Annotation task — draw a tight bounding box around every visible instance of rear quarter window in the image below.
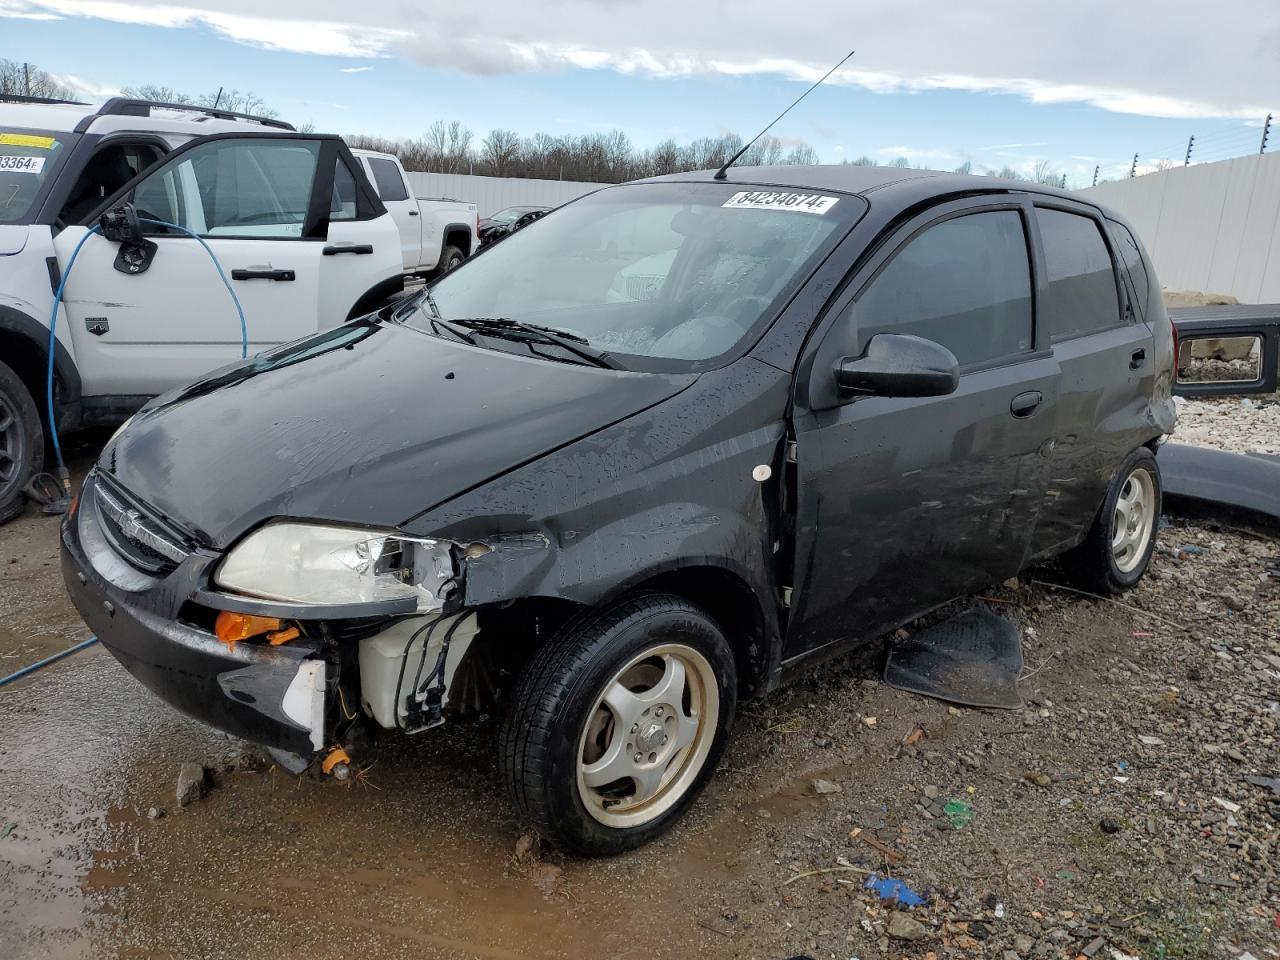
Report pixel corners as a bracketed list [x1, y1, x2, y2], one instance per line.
[1038, 208, 1122, 342]
[1106, 218, 1151, 322]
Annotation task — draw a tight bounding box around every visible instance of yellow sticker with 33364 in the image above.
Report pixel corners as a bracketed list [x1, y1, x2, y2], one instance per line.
[0, 133, 56, 149]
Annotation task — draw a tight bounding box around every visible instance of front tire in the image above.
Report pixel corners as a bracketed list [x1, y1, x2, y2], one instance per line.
[1060, 447, 1161, 595]
[499, 594, 736, 856]
[0, 360, 43, 525]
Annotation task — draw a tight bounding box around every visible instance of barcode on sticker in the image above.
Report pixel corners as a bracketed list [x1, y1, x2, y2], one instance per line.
[723, 191, 838, 214]
[0, 155, 45, 174]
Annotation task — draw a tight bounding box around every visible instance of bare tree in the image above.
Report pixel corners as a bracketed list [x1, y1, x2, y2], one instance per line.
[953, 160, 973, 175]
[0, 59, 76, 99]
[480, 128, 521, 176]
[121, 84, 193, 104]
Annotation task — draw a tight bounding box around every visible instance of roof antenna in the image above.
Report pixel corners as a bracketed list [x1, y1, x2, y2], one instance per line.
[714, 49, 855, 181]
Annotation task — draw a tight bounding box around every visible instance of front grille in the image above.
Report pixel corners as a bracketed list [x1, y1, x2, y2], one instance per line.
[94, 477, 191, 575]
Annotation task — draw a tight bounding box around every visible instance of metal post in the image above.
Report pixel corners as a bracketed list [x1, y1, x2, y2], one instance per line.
[1184, 135, 1194, 166]
[1091, 165, 1099, 187]
[212, 86, 223, 109]
[1261, 114, 1273, 155]
[1129, 153, 1139, 178]
[23, 62, 30, 97]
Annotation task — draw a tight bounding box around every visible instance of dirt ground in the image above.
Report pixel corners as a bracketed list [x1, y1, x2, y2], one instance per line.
[2, 420, 1278, 960]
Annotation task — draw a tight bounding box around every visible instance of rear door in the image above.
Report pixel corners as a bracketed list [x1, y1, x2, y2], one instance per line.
[362, 154, 421, 271]
[55, 134, 399, 397]
[787, 196, 1060, 658]
[1025, 200, 1157, 556]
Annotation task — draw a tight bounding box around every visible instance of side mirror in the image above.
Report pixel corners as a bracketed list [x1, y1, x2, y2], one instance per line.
[836, 333, 959, 398]
[98, 201, 158, 275]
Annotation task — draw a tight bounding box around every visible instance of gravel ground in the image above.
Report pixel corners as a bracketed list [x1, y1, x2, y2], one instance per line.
[1175, 395, 1280, 456]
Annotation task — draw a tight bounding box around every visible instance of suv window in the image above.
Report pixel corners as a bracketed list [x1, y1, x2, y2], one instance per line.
[330, 158, 357, 221]
[367, 157, 408, 202]
[851, 210, 1033, 366]
[134, 139, 320, 238]
[1038, 208, 1122, 341]
[1106, 218, 1150, 322]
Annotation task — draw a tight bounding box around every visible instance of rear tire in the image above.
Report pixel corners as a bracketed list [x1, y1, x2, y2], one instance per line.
[1059, 447, 1161, 595]
[438, 245, 464, 276]
[0, 359, 43, 526]
[499, 594, 736, 856]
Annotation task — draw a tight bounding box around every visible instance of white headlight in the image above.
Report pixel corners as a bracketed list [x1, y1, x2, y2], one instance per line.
[215, 522, 457, 611]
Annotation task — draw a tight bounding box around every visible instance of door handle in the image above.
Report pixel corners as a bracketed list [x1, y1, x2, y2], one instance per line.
[1130, 348, 1146, 369]
[1010, 390, 1043, 418]
[231, 268, 295, 281]
[407, 210, 419, 216]
[323, 243, 374, 256]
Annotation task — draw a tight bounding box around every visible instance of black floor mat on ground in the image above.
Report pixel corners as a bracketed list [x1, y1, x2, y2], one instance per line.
[884, 607, 1024, 710]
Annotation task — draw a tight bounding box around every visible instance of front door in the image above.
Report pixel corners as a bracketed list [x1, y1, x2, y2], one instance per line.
[56, 134, 398, 397]
[786, 197, 1060, 658]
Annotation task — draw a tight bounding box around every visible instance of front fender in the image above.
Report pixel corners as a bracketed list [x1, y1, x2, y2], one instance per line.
[404, 359, 791, 628]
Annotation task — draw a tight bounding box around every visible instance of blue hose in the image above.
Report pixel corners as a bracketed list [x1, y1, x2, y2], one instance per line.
[0, 637, 99, 688]
[44, 217, 248, 480]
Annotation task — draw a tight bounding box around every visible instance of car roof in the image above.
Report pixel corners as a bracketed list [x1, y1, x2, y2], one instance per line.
[636, 164, 1086, 209]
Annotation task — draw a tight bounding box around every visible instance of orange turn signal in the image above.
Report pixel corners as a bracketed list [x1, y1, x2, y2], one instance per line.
[214, 611, 283, 650]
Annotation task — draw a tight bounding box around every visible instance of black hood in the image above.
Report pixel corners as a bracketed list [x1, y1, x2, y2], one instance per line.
[100, 320, 695, 548]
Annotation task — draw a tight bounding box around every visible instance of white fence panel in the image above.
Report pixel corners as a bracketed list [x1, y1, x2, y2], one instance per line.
[405, 172, 610, 218]
[1081, 152, 1280, 303]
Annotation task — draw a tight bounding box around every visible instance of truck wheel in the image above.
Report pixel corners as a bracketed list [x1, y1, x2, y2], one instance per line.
[0, 359, 43, 525]
[1059, 447, 1161, 595]
[499, 594, 736, 856]
[439, 245, 464, 276]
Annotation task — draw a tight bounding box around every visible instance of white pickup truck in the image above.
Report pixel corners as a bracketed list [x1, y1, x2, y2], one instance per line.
[350, 149, 477, 276]
[0, 97, 472, 522]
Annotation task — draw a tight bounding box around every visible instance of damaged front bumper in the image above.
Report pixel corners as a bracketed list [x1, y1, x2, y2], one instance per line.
[62, 471, 494, 765]
[61, 472, 333, 757]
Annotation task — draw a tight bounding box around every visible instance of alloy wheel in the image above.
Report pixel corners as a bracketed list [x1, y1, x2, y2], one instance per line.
[576, 643, 719, 829]
[1112, 466, 1156, 573]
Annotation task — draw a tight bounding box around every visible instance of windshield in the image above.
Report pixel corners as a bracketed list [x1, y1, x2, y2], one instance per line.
[413, 182, 859, 371]
[489, 208, 522, 224]
[0, 129, 72, 225]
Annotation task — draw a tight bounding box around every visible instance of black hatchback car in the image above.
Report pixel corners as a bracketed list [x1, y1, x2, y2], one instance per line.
[62, 166, 1175, 855]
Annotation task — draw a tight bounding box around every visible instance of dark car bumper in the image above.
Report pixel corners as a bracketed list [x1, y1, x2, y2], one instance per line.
[60, 472, 326, 758]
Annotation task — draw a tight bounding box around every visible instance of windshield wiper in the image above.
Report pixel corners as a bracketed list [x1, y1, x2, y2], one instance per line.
[454, 318, 621, 369]
[397, 290, 477, 344]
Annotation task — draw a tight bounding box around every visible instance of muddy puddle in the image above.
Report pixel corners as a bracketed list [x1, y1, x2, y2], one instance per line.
[0, 647, 770, 960]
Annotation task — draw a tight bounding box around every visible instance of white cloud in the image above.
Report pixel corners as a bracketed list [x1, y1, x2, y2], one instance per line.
[4, 0, 1277, 121]
[50, 72, 122, 97]
[339, 66, 373, 74]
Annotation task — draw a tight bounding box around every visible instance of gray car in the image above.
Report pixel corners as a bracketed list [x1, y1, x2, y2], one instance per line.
[63, 165, 1175, 856]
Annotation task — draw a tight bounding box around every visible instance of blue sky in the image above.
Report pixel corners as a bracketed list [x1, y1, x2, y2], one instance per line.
[4, 0, 1276, 188]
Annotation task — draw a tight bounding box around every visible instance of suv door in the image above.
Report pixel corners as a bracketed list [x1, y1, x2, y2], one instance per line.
[53, 134, 399, 398]
[1024, 200, 1157, 557]
[786, 196, 1060, 658]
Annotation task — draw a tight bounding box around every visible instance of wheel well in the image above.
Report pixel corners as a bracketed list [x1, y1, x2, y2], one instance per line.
[0, 331, 51, 425]
[624, 567, 771, 698]
[444, 227, 471, 258]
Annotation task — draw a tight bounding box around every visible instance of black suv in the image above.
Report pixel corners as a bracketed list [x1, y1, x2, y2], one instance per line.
[62, 166, 1175, 855]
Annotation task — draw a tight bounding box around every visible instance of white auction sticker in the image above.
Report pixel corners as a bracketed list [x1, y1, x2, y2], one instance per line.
[722, 190, 838, 215]
[0, 155, 45, 174]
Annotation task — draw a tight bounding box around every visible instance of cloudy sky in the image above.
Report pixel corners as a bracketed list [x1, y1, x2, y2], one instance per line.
[4, 0, 1277, 185]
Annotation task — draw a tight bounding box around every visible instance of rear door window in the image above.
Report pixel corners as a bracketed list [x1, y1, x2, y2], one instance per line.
[852, 210, 1033, 366]
[367, 157, 409, 201]
[1038, 208, 1123, 341]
